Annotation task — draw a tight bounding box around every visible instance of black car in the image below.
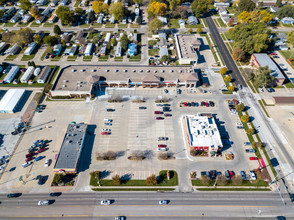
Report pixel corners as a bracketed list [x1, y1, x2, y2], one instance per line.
[7, 193, 21, 198]
[162, 107, 170, 112]
[106, 109, 115, 112]
[139, 107, 147, 109]
[210, 170, 217, 179]
[209, 101, 215, 107]
[50, 192, 62, 197]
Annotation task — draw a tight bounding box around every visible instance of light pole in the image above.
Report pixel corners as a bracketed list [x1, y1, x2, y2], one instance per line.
[270, 172, 286, 206]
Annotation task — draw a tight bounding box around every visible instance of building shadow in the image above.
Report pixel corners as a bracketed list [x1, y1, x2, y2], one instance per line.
[14, 90, 32, 113]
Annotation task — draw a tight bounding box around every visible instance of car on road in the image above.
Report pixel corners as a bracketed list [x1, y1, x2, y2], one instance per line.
[44, 159, 50, 167]
[139, 106, 147, 109]
[38, 200, 49, 206]
[7, 193, 21, 198]
[115, 216, 126, 220]
[26, 157, 34, 162]
[245, 149, 256, 153]
[159, 200, 168, 205]
[244, 142, 251, 146]
[106, 108, 115, 112]
[101, 132, 110, 135]
[240, 171, 246, 180]
[273, 55, 279, 58]
[164, 113, 172, 117]
[249, 171, 257, 180]
[158, 137, 168, 141]
[249, 157, 258, 160]
[50, 192, 62, 197]
[154, 111, 163, 114]
[35, 156, 45, 162]
[22, 161, 32, 168]
[156, 117, 164, 120]
[101, 200, 111, 205]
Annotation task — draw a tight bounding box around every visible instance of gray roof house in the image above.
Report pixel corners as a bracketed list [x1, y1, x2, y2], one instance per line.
[159, 47, 168, 58]
[188, 16, 198, 25]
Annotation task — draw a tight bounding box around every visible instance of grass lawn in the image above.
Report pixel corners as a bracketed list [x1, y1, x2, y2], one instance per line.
[114, 56, 123, 61]
[79, 23, 90, 28]
[4, 22, 15, 27]
[88, 32, 100, 39]
[0, 70, 45, 87]
[214, 18, 220, 27]
[217, 18, 226, 27]
[17, 22, 29, 27]
[92, 23, 103, 28]
[192, 178, 268, 187]
[130, 24, 140, 28]
[105, 23, 115, 28]
[148, 40, 158, 46]
[129, 54, 141, 62]
[43, 22, 54, 27]
[83, 55, 93, 61]
[98, 55, 109, 61]
[4, 54, 18, 61]
[118, 24, 128, 28]
[21, 54, 36, 61]
[74, 0, 81, 6]
[186, 23, 204, 28]
[48, 65, 60, 84]
[258, 100, 270, 117]
[41, 47, 52, 61]
[30, 22, 42, 27]
[285, 81, 294, 88]
[67, 55, 77, 61]
[280, 50, 294, 60]
[148, 49, 159, 56]
[196, 188, 270, 191]
[169, 19, 180, 28]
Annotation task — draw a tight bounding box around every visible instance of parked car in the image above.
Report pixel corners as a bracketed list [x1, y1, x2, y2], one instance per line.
[101, 132, 110, 135]
[164, 113, 172, 117]
[225, 170, 230, 180]
[249, 157, 258, 160]
[106, 108, 115, 112]
[163, 104, 170, 107]
[156, 117, 164, 120]
[26, 157, 34, 162]
[228, 170, 234, 178]
[22, 161, 32, 168]
[26, 152, 36, 158]
[245, 149, 256, 153]
[102, 128, 111, 132]
[158, 137, 168, 141]
[154, 111, 163, 114]
[209, 101, 215, 107]
[44, 159, 50, 167]
[244, 142, 251, 146]
[240, 171, 246, 180]
[158, 144, 167, 148]
[35, 156, 45, 162]
[249, 171, 257, 180]
[37, 148, 46, 153]
[157, 147, 167, 152]
[210, 170, 217, 179]
[104, 122, 112, 126]
[176, 89, 181, 94]
[139, 107, 147, 109]
[156, 104, 163, 107]
[37, 175, 45, 185]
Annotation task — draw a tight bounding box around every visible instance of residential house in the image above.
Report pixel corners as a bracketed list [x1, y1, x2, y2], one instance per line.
[115, 42, 122, 57]
[69, 45, 77, 56]
[3, 66, 19, 84]
[74, 30, 84, 43]
[269, 6, 279, 13]
[99, 43, 107, 56]
[128, 43, 137, 56]
[281, 17, 294, 24]
[0, 42, 7, 53]
[84, 43, 93, 56]
[218, 6, 227, 15]
[60, 0, 68, 6]
[41, 6, 52, 16]
[277, 32, 287, 42]
[279, 45, 289, 50]
[105, 33, 111, 43]
[49, 14, 57, 23]
[20, 66, 35, 83]
[214, 1, 230, 7]
[50, 0, 59, 6]
[188, 16, 198, 25]
[159, 47, 168, 58]
[22, 14, 32, 23]
[37, 0, 47, 6]
[157, 16, 167, 25]
[36, 16, 46, 24]
[178, 19, 185, 28]
[24, 42, 37, 55]
[5, 44, 20, 56]
[97, 13, 104, 24]
[10, 10, 22, 23]
[37, 66, 51, 83]
[53, 44, 62, 56]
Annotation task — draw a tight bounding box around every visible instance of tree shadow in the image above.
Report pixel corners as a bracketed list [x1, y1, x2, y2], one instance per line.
[121, 173, 132, 184]
[100, 170, 111, 179]
[116, 151, 125, 158]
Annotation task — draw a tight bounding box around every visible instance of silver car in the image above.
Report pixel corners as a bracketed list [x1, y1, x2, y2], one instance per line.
[38, 200, 49, 206]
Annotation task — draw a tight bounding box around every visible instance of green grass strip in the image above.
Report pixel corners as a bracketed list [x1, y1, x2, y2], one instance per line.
[92, 188, 175, 191]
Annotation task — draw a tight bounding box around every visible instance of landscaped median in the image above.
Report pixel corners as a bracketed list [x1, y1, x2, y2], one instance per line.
[90, 170, 178, 191]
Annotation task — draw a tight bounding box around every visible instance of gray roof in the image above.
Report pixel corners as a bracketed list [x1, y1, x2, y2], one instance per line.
[54, 123, 88, 172]
[188, 16, 198, 24]
[159, 47, 169, 57]
[277, 32, 287, 41]
[253, 53, 285, 79]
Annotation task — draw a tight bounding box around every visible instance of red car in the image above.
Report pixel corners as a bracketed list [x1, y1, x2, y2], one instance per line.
[26, 152, 36, 158]
[101, 132, 109, 135]
[156, 117, 164, 120]
[205, 102, 209, 107]
[229, 171, 234, 177]
[270, 52, 277, 56]
[37, 148, 46, 153]
[158, 144, 167, 148]
[26, 157, 34, 162]
[50, 54, 55, 58]
[164, 113, 172, 117]
[154, 111, 163, 114]
[249, 157, 258, 160]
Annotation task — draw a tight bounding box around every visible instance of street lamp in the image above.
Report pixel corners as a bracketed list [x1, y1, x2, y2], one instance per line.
[270, 172, 286, 206]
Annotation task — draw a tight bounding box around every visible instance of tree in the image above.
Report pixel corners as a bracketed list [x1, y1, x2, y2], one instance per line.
[276, 0, 282, 7]
[20, 0, 32, 11]
[101, 3, 109, 14]
[146, 1, 167, 18]
[259, 10, 272, 23]
[146, 174, 157, 185]
[148, 18, 163, 34]
[251, 141, 256, 148]
[158, 152, 168, 160]
[241, 114, 250, 123]
[220, 67, 228, 75]
[0, 0, 8, 6]
[232, 175, 243, 185]
[237, 0, 256, 13]
[92, 0, 103, 14]
[75, 7, 84, 16]
[201, 175, 211, 185]
[196, 28, 203, 34]
[191, 0, 211, 17]
[216, 175, 227, 186]
[252, 66, 274, 88]
[228, 85, 235, 91]
[34, 34, 41, 44]
[120, 33, 130, 51]
[89, 10, 96, 23]
[134, 0, 142, 5]
[112, 174, 121, 185]
[111, 38, 117, 47]
[277, 5, 294, 19]
[0, 10, 4, 18]
[188, 28, 193, 34]
[53, 25, 62, 35]
[12, 28, 34, 47]
[30, 6, 39, 19]
[43, 35, 59, 46]
[257, 142, 263, 148]
[287, 31, 294, 46]
[56, 6, 74, 25]
[235, 103, 245, 112]
[136, 16, 142, 24]
[232, 47, 245, 62]
[172, 5, 188, 18]
[109, 2, 124, 21]
[247, 128, 255, 135]
[161, 55, 171, 63]
[237, 11, 251, 23]
[224, 75, 232, 82]
[228, 18, 235, 27]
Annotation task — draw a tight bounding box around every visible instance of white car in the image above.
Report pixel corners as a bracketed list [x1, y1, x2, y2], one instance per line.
[0, 155, 9, 160]
[159, 200, 168, 205]
[22, 161, 32, 168]
[102, 128, 111, 132]
[38, 200, 49, 206]
[249, 171, 257, 180]
[101, 200, 111, 205]
[236, 123, 242, 126]
[44, 159, 50, 167]
[157, 147, 168, 152]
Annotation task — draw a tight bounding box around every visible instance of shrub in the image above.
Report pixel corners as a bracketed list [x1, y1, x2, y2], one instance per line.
[246, 128, 255, 135]
[224, 75, 232, 82]
[112, 174, 121, 185]
[201, 176, 211, 185]
[241, 114, 250, 123]
[235, 103, 245, 112]
[96, 151, 116, 160]
[220, 67, 228, 75]
[216, 175, 227, 186]
[128, 150, 145, 160]
[146, 174, 157, 186]
[44, 84, 52, 93]
[232, 175, 243, 185]
[158, 152, 168, 160]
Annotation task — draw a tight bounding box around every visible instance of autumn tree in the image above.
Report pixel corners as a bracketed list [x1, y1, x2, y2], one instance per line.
[241, 114, 250, 123]
[172, 5, 188, 18]
[216, 175, 227, 186]
[232, 175, 243, 185]
[53, 24, 62, 35]
[92, 0, 102, 14]
[102, 3, 109, 14]
[277, 5, 294, 19]
[109, 2, 124, 21]
[228, 85, 235, 91]
[20, 0, 32, 11]
[34, 34, 41, 44]
[252, 66, 274, 88]
[220, 67, 228, 75]
[247, 128, 255, 135]
[287, 31, 294, 46]
[146, 1, 167, 18]
[235, 103, 245, 112]
[196, 28, 203, 34]
[148, 18, 163, 33]
[201, 175, 211, 185]
[30, 6, 39, 19]
[224, 75, 232, 82]
[112, 174, 121, 185]
[75, 7, 84, 16]
[188, 28, 193, 34]
[12, 28, 34, 47]
[146, 174, 157, 185]
[228, 18, 235, 27]
[232, 47, 245, 62]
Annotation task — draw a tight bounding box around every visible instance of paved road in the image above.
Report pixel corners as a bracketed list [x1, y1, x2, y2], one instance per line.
[0, 191, 292, 218]
[205, 15, 247, 87]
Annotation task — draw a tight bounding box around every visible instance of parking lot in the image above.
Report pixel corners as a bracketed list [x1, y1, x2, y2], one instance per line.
[0, 87, 259, 193]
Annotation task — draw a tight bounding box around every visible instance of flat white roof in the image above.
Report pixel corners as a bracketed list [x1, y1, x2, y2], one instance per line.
[186, 114, 222, 148]
[0, 89, 25, 113]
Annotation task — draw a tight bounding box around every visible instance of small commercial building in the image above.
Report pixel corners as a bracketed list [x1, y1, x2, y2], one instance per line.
[3, 66, 19, 84]
[37, 66, 51, 83]
[20, 66, 35, 83]
[250, 53, 285, 86]
[24, 42, 37, 55]
[53, 123, 88, 173]
[175, 34, 201, 65]
[0, 89, 25, 113]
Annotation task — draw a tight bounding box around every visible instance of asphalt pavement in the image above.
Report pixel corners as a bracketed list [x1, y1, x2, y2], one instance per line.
[205, 15, 247, 87]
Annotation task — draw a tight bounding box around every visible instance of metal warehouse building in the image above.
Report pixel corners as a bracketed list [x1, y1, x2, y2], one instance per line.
[53, 123, 88, 173]
[0, 89, 25, 113]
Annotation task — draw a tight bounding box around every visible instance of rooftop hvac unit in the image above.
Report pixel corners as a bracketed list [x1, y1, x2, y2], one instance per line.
[147, 70, 150, 72]
[154, 70, 157, 73]
[179, 70, 182, 73]
[80, 69, 85, 72]
[115, 69, 118, 72]
[161, 70, 164, 73]
[79, 84, 82, 87]
[124, 69, 127, 72]
[170, 70, 173, 72]
[92, 69, 96, 72]
[133, 70, 136, 72]
[77, 81, 81, 84]
[72, 69, 76, 72]
[140, 70, 143, 72]
[63, 80, 68, 83]
[105, 69, 109, 72]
